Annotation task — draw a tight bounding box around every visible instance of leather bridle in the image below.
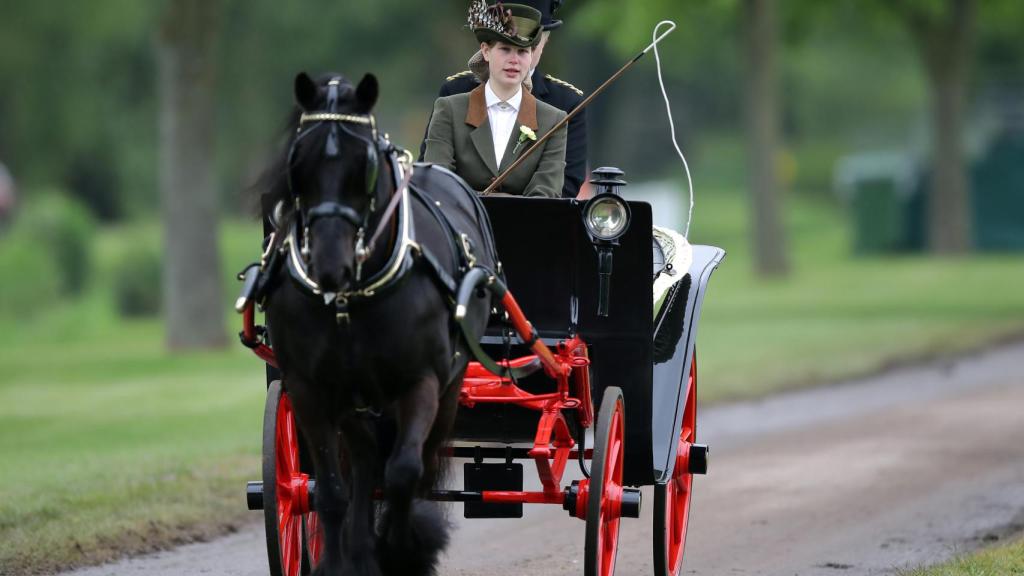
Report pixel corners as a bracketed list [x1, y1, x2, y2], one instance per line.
[286, 77, 388, 284]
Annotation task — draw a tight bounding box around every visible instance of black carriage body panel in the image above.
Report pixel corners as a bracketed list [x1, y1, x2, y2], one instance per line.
[650, 245, 725, 484]
[453, 197, 657, 485]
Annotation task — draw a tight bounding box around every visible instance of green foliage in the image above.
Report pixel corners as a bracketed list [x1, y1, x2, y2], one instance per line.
[0, 231, 60, 320]
[112, 243, 162, 318]
[0, 0, 1022, 219]
[574, 0, 737, 60]
[0, 2, 157, 217]
[0, 193, 95, 320]
[14, 193, 97, 296]
[976, 1, 1024, 81]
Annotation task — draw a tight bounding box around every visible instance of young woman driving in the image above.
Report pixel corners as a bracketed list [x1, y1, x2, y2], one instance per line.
[423, 2, 567, 198]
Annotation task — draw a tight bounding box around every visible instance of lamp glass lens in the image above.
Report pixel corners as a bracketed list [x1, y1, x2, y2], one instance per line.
[587, 198, 627, 239]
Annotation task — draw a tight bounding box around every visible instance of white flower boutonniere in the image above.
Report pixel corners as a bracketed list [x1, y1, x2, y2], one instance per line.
[512, 125, 537, 156]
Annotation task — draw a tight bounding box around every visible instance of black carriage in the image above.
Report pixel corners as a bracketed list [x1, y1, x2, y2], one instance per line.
[241, 168, 724, 576]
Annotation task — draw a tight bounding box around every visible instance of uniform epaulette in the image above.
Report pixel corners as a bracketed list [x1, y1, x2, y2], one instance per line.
[545, 74, 584, 96]
[445, 70, 475, 82]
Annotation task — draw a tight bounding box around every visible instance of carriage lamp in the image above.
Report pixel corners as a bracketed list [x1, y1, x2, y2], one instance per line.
[583, 167, 631, 243]
[583, 167, 633, 317]
[584, 195, 631, 241]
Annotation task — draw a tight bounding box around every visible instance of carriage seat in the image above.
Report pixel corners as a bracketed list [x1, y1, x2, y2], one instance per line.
[653, 225, 693, 320]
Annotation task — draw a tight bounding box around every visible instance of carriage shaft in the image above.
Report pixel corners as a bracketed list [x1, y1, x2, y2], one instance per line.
[500, 292, 564, 378]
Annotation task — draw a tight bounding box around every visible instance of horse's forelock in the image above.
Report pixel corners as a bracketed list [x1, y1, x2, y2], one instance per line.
[311, 73, 356, 108]
[255, 73, 365, 222]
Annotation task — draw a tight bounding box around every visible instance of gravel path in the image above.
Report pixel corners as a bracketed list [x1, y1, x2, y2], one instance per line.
[65, 341, 1024, 576]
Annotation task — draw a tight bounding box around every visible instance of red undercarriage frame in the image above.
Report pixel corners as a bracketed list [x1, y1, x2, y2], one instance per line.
[241, 290, 598, 516]
[458, 292, 594, 512]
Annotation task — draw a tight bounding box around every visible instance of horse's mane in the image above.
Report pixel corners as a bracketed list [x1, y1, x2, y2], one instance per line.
[253, 107, 301, 222]
[253, 73, 356, 223]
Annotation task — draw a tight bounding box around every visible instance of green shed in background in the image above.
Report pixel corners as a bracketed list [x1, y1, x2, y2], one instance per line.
[834, 152, 919, 254]
[971, 127, 1024, 250]
[836, 126, 1024, 253]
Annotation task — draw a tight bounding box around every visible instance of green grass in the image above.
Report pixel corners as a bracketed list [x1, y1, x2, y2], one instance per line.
[691, 187, 1024, 401]
[1, 196, 1023, 574]
[0, 220, 266, 575]
[899, 536, 1024, 575]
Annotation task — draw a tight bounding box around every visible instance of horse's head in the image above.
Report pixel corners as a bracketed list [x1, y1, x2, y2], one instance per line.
[288, 72, 383, 293]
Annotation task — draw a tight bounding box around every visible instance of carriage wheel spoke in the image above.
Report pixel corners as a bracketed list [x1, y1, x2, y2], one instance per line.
[655, 352, 697, 576]
[586, 387, 624, 576]
[263, 382, 306, 576]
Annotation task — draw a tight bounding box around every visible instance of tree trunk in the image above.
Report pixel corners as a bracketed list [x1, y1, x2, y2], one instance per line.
[915, 0, 976, 254]
[157, 0, 225, 349]
[743, 0, 788, 276]
[928, 67, 971, 253]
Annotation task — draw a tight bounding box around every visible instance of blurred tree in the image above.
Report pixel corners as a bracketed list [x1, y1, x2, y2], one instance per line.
[882, 0, 977, 254]
[577, 0, 789, 276]
[572, 0, 741, 169]
[214, 0, 466, 209]
[157, 0, 226, 349]
[743, 0, 788, 276]
[0, 1, 156, 219]
[975, 2, 1024, 81]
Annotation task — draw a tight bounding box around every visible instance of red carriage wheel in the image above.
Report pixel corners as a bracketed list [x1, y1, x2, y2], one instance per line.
[262, 380, 310, 576]
[653, 353, 698, 576]
[585, 386, 625, 576]
[302, 509, 323, 574]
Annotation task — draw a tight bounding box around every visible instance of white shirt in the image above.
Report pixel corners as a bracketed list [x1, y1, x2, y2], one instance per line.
[484, 81, 522, 168]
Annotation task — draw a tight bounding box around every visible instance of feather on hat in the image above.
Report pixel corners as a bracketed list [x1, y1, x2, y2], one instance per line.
[467, 1, 543, 48]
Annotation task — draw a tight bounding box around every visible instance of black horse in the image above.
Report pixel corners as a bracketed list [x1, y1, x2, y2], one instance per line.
[259, 72, 499, 576]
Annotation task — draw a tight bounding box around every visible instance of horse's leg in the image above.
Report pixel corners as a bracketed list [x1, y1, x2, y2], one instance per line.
[421, 371, 462, 491]
[378, 372, 448, 576]
[338, 417, 382, 576]
[288, 382, 349, 576]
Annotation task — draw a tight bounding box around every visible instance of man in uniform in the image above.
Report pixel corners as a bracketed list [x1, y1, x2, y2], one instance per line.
[420, 0, 586, 199]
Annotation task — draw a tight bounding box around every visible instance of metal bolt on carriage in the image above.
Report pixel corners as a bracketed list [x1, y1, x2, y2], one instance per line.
[239, 167, 724, 576]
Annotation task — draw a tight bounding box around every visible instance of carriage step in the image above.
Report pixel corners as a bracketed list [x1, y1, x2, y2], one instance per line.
[689, 444, 709, 475]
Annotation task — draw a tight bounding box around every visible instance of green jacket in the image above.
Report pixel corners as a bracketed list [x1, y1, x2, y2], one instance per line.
[423, 85, 567, 198]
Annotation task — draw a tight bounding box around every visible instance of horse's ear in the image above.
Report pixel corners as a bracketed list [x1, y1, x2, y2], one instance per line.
[355, 74, 379, 113]
[294, 72, 319, 111]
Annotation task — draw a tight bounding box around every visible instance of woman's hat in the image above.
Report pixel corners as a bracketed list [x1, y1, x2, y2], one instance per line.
[467, 1, 544, 48]
[510, 0, 563, 30]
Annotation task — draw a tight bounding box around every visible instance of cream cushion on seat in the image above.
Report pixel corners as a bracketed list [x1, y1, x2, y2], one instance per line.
[652, 225, 693, 319]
